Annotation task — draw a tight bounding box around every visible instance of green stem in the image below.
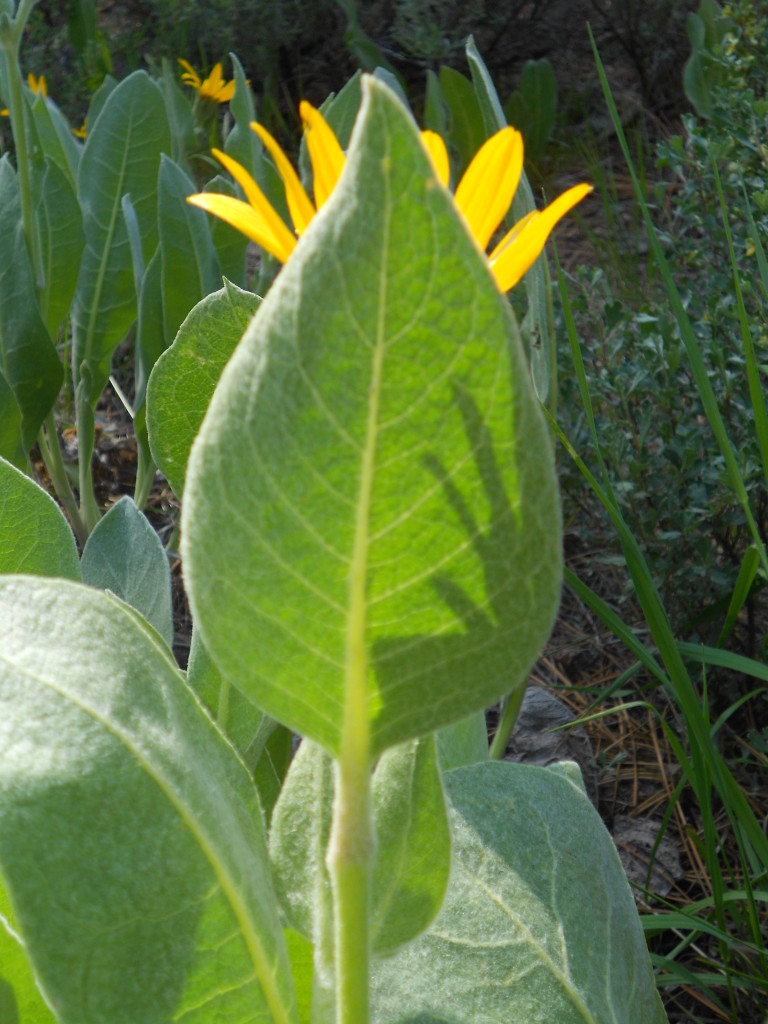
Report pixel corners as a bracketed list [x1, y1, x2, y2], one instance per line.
[165, 516, 181, 554]
[78, 451, 100, 535]
[37, 413, 87, 546]
[133, 441, 156, 509]
[328, 746, 372, 1024]
[1, 0, 43, 288]
[489, 683, 527, 760]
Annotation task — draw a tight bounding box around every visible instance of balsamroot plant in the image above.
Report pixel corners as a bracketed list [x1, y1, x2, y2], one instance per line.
[0, 76, 667, 1024]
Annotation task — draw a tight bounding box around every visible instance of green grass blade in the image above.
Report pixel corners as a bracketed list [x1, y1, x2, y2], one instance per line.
[717, 545, 760, 646]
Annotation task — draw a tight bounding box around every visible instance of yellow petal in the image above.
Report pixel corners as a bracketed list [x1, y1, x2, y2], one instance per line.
[207, 63, 224, 94]
[421, 130, 450, 187]
[299, 101, 345, 209]
[250, 120, 316, 235]
[187, 193, 295, 264]
[216, 79, 236, 103]
[489, 183, 592, 292]
[27, 73, 47, 97]
[454, 127, 523, 251]
[178, 59, 201, 88]
[487, 210, 537, 262]
[211, 147, 297, 261]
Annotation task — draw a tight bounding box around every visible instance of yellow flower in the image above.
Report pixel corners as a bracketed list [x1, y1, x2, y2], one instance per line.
[188, 101, 343, 264]
[27, 73, 47, 98]
[188, 103, 590, 293]
[178, 59, 236, 103]
[423, 128, 592, 292]
[2, 73, 48, 116]
[72, 117, 87, 139]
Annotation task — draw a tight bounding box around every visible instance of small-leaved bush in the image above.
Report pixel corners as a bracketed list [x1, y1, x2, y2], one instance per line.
[558, 0, 768, 636]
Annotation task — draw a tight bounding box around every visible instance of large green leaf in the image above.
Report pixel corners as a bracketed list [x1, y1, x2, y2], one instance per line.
[224, 54, 260, 176]
[30, 94, 82, 188]
[225, 55, 287, 224]
[372, 761, 668, 1023]
[134, 245, 164, 410]
[204, 174, 249, 285]
[80, 495, 173, 647]
[187, 624, 270, 772]
[370, 734, 450, 954]
[270, 734, 450, 961]
[435, 711, 488, 770]
[269, 740, 335, 971]
[159, 58, 195, 168]
[72, 70, 170, 400]
[147, 281, 261, 498]
[0, 372, 24, 469]
[182, 78, 562, 758]
[0, 576, 298, 1024]
[0, 157, 62, 453]
[33, 157, 84, 339]
[158, 154, 221, 345]
[0, 456, 80, 579]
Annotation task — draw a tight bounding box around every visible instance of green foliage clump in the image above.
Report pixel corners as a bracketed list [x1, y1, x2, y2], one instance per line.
[559, 2, 768, 637]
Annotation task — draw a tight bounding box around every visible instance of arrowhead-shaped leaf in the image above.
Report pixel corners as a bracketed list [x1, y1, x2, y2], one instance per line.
[80, 495, 173, 647]
[372, 761, 668, 1023]
[270, 734, 449, 959]
[182, 78, 561, 758]
[370, 734, 450, 954]
[269, 740, 336, 977]
[0, 576, 298, 1024]
[158, 154, 221, 344]
[72, 71, 170, 400]
[33, 158, 84, 339]
[31, 93, 81, 188]
[0, 457, 80, 579]
[0, 157, 63, 452]
[147, 281, 261, 497]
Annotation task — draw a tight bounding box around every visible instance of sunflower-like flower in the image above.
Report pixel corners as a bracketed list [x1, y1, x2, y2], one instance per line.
[178, 59, 236, 104]
[188, 102, 590, 293]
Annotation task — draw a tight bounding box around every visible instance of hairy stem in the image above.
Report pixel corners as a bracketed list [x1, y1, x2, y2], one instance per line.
[328, 744, 372, 1024]
[37, 413, 87, 546]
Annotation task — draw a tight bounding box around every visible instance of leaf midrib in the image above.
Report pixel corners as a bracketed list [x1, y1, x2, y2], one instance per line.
[342, 146, 392, 760]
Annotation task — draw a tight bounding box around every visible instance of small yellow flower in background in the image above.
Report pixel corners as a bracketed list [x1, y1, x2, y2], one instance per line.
[1, 72, 48, 116]
[178, 59, 236, 103]
[189, 102, 590, 293]
[72, 118, 87, 139]
[27, 73, 47, 98]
